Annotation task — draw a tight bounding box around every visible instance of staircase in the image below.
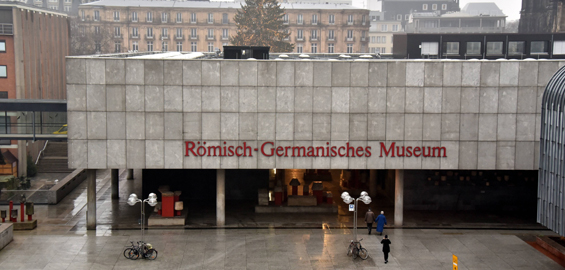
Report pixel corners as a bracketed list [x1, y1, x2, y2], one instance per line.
[36, 142, 73, 173]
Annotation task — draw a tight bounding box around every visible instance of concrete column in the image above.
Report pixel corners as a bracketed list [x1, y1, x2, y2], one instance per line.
[216, 169, 225, 227]
[17, 141, 27, 177]
[369, 170, 377, 198]
[86, 169, 97, 230]
[111, 169, 119, 200]
[127, 169, 134, 180]
[394, 169, 404, 227]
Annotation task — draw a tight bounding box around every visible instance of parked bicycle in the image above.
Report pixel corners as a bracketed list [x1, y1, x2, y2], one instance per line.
[347, 238, 369, 260]
[124, 241, 158, 260]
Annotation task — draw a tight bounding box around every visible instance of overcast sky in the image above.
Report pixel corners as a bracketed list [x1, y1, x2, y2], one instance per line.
[459, 0, 522, 21]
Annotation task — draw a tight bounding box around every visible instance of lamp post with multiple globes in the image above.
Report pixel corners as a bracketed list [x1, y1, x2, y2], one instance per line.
[127, 193, 158, 241]
[341, 191, 372, 242]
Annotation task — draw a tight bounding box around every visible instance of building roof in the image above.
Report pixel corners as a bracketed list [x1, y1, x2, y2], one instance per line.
[80, 0, 365, 10]
[0, 1, 68, 16]
[462, 2, 504, 16]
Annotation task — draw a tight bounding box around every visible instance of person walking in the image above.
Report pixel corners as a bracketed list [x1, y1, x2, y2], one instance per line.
[375, 211, 387, 236]
[364, 208, 376, 235]
[381, 235, 391, 263]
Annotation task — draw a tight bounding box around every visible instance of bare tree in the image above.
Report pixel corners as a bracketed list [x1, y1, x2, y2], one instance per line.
[70, 18, 120, 55]
[506, 20, 519, 33]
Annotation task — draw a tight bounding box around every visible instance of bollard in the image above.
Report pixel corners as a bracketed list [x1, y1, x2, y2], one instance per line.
[0, 210, 6, 222]
[11, 209, 17, 223]
[8, 201, 13, 222]
[26, 202, 34, 221]
[20, 202, 24, 222]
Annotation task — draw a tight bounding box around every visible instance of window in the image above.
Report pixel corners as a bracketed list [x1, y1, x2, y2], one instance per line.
[297, 14, 303, 24]
[392, 25, 399, 32]
[283, 14, 289, 24]
[94, 26, 100, 34]
[297, 43, 303, 53]
[466, 42, 481, 55]
[381, 47, 386, 53]
[312, 14, 318, 25]
[328, 30, 334, 40]
[191, 13, 197, 23]
[132, 27, 139, 38]
[208, 42, 214, 52]
[347, 44, 353, 53]
[311, 30, 318, 40]
[381, 24, 388, 31]
[113, 11, 120, 21]
[442, 4, 447, 10]
[162, 41, 168, 52]
[162, 28, 168, 38]
[177, 42, 183, 52]
[114, 42, 121, 53]
[362, 15, 366, 25]
[176, 13, 182, 23]
[283, 29, 289, 40]
[486, 41, 503, 55]
[371, 36, 376, 43]
[0, 66, 6, 78]
[191, 28, 197, 38]
[147, 12, 153, 22]
[222, 29, 229, 39]
[0, 116, 10, 145]
[176, 28, 182, 38]
[208, 13, 214, 23]
[132, 41, 138, 51]
[329, 14, 335, 24]
[131, 11, 138, 22]
[328, 43, 334, 53]
[405, 14, 410, 20]
[508, 41, 525, 55]
[347, 14, 354, 24]
[0, 41, 5, 52]
[94, 10, 100, 21]
[297, 29, 303, 40]
[147, 41, 153, 52]
[396, 14, 402, 20]
[222, 13, 228, 24]
[444, 42, 459, 55]
[114, 27, 121, 37]
[81, 10, 85, 21]
[421, 42, 439, 55]
[311, 43, 317, 53]
[207, 29, 214, 38]
[553, 41, 565, 55]
[95, 42, 101, 52]
[191, 42, 197, 52]
[423, 4, 428, 10]
[147, 27, 153, 38]
[347, 30, 353, 41]
[162, 12, 168, 23]
[531, 41, 548, 54]
[432, 4, 437, 10]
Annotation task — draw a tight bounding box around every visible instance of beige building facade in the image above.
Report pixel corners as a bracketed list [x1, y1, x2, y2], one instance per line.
[78, 1, 370, 54]
[368, 20, 402, 54]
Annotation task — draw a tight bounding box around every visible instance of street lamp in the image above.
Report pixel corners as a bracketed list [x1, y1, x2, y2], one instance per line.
[341, 191, 372, 242]
[127, 193, 158, 241]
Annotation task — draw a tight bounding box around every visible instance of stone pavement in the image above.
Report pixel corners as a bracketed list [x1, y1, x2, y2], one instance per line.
[1, 228, 563, 270]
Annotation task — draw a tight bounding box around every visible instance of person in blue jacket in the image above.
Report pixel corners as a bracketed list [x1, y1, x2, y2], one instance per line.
[375, 211, 387, 236]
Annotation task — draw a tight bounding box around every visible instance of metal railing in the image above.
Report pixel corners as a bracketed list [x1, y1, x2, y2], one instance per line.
[35, 140, 49, 165]
[0, 24, 13, 35]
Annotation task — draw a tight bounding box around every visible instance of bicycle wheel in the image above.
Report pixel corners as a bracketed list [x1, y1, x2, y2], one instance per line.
[146, 249, 158, 260]
[123, 248, 133, 259]
[358, 248, 369, 260]
[129, 248, 140, 260]
[347, 244, 353, 256]
[352, 247, 359, 259]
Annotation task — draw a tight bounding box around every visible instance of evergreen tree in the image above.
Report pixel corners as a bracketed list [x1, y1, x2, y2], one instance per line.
[231, 0, 293, 52]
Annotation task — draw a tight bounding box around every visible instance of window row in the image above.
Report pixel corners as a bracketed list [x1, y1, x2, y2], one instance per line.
[421, 3, 448, 11]
[377, 24, 400, 32]
[126, 27, 231, 39]
[113, 41, 228, 53]
[86, 10, 230, 24]
[294, 43, 354, 53]
[282, 14, 366, 25]
[421, 40, 565, 56]
[370, 36, 387, 44]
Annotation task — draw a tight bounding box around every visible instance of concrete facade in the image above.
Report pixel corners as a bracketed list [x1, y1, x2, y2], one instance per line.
[66, 57, 561, 170]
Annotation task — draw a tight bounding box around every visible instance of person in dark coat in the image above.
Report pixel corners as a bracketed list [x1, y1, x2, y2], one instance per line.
[375, 211, 387, 235]
[364, 208, 376, 235]
[381, 235, 391, 263]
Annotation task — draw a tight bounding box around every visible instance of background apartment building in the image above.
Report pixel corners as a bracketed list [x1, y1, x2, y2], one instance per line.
[368, 19, 401, 54]
[77, 0, 370, 54]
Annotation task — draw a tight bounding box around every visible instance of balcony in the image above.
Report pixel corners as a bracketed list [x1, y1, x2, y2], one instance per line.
[329, 22, 335, 25]
[296, 36, 304, 41]
[146, 19, 153, 23]
[283, 21, 289, 25]
[347, 21, 354, 25]
[190, 20, 197, 24]
[221, 36, 229, 41]
[145, 34, 154, 40]
[207, 20, 214, 24]
[297, 21, 303, 25]
[346, 37, 355, 42]
[0, 24, 13, 35]
[309, 37, 318, 41]
[361, 37, 366, 42]
[206, 35, 215, 40]
[190, 35, 198, 40]
[311, 21, 318, 25]
[130, 34, 140, 39]
[131, 19, 138, 23]
[160, 35, 169, 40]
[327, 36, 335, 41]
[175, 35, 184, 40]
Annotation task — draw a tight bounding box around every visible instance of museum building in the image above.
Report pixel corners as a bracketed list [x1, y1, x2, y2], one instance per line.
[65, 52, 559, 230]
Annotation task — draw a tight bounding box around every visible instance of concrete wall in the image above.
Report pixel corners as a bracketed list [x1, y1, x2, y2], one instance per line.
[0, 223, 13, 250]
[66, 58, 564, 170]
